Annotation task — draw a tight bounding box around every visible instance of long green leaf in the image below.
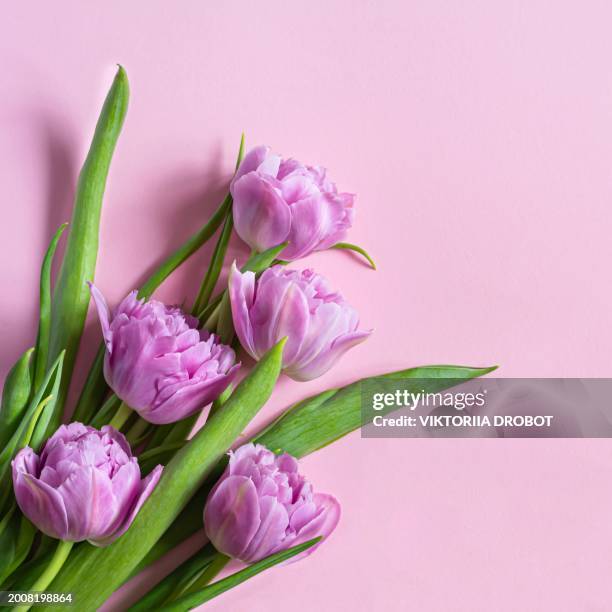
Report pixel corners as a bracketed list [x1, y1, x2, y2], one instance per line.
[0, 348, 35, 448]
[0, 352, 66, 499]
[128, 544, 217, 612]
[34, 223, 68, 391]
[48, 66, 129, 414]
[160, 539, 321, 612]
[0, 512, 36, 586]
[254, 365, 497, 457]
[0, 354, 65, 515]
[140, 364, 496, 568]
[42, 339, 286, 611]
[30, 355, 65, 450]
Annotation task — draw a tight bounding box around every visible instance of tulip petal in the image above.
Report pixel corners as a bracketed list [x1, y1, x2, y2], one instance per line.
[315, 192, 355, 251]
[12, 450, 69, 540]
[230, 145, 272, 188]
[57, 466, 118, 541]
[91, 464, 163, 547]
[288, 329, 372, 381]
[286, 493, 341, 561]
[146, 364, 239, 424]
[242, 496, 290, 563]
[232, 173, 291, 253]
[283, 194, 334, 260]
[204, 475, 260, 559]
[228, 264, 257, 357]
[106, 459, 142, 532]
[250, 269, 308, 358]
[269, 282, 310, 365]
[88, 282, 113, 352]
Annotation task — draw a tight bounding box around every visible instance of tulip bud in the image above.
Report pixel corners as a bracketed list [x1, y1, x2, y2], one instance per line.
[12, 422, 162, 546]
[89, 284, 240, 424]
[230, 146, 354, 261]
[228, 263, 371, 381]
[204, 443, 340, 563]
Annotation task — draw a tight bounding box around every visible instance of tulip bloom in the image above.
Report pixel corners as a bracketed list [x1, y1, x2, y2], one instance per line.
[89, 284, 239, 424]
[229, 263, 371, 381]
[12, 423, 162, 546]
[230, 146, 354, 261]
[204, 443, 340, 563]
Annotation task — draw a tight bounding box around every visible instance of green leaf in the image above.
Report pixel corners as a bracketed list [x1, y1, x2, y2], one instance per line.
[30, 354, 65, 450]
[41, 339, 286, 611]
[254, 364, 497, 458]
[241, 242, 289, 274]
[160, 538, 321, 612]
[48, 66, 129, 414]
[127, 544, 217, 612]
[33, 223, 68, 391]
[139, 364, 496, 568]
[0, 351, 66, 510]
[0, 348, 35, 449]
[333, 242, 376, 270]
[0, 509, 36, 586]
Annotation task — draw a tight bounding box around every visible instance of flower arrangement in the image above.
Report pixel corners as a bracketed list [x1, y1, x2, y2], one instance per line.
[0, 66, 495, 611]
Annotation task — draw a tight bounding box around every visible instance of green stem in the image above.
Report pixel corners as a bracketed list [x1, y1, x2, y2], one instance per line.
[126, 417, 150, 445]
[12, 540, 73, 612]
[108, 402, 131, 431]
[191, 134, 245, 316]
[192, 212, 233, 315]
[89, 393, 120, 429]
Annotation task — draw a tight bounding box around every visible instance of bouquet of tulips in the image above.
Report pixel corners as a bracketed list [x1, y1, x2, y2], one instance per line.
[0, 67, 495, 611]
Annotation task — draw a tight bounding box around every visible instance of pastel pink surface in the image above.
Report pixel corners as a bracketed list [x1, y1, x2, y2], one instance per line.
[2, 2, 612, 611]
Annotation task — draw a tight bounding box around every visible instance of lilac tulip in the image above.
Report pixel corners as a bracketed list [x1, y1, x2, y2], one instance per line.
[228, 263, 371, 381]
[89, 284, 240, 424]
[12, 423, 162, 546]
[204, 443, 340, 563]
[230, 146, 354, 261]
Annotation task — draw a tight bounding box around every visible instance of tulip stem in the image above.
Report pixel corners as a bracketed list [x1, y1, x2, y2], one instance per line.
[108, 402, 132, 431]
[12, 540, 73, 612]
[126, 416, 150, 444]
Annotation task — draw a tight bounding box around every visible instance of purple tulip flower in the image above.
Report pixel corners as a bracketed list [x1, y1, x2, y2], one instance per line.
[228, 263, 372, 381]
[12, 423, 162, 546]
[230, 146, 354, 261]
[204, 443, 340, 563]
[89, 284, 240, 424]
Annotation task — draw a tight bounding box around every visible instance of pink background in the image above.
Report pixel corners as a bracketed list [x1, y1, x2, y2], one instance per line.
[2, 2, 612, 610]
